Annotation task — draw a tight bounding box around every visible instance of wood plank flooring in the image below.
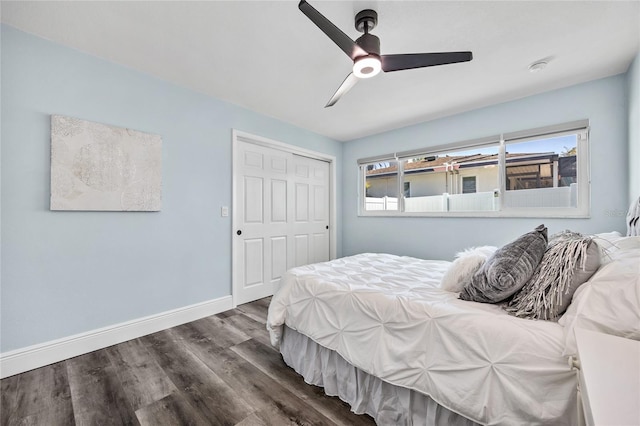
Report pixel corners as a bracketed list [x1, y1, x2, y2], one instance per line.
[1, 298, 375, 426]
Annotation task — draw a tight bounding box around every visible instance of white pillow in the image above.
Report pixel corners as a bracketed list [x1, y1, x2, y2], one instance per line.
[607, 236, 640, 258]
[593, 233, 640, 263]
[440, 246, 497, 293]
[559, 243, 640, 356]
[592, 231, 622, 242]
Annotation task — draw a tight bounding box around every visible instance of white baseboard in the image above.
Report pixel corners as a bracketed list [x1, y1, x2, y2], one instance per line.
[0, 295, 233, 379]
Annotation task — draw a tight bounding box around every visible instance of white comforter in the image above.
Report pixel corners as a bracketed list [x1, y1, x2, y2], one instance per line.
[267, 253, 577, 426]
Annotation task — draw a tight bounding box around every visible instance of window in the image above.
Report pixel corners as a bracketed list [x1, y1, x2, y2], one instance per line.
[502, 130, 582, 210]
[462, 176, 477, 194]
[358, 120, 589, 217]
[401, 144, 499, 213]
[364, 161, 398, 211]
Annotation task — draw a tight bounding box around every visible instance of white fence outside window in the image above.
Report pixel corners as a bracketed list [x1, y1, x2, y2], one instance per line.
[367, 185, 577, 212]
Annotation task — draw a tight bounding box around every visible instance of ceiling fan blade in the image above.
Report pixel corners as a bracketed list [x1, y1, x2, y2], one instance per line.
[299, 0, 367, 60]
[381, 51, 473, 72]
[325, 73, 359, 107]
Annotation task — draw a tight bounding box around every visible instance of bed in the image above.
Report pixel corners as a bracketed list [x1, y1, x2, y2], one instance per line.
[266, 233, 640, 426]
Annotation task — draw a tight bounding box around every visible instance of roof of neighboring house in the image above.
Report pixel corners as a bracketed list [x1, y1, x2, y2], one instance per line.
[366, 152, 561, 176]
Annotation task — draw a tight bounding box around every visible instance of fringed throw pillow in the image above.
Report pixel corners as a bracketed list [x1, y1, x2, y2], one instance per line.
[505, 231, 601, 321]
[460, 224, 548, 303]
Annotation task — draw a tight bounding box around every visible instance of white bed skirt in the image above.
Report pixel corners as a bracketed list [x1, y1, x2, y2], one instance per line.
[280, 326, 481, 426]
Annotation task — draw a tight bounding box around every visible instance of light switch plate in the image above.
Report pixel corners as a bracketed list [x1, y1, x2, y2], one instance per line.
[221, 206, 229, 217]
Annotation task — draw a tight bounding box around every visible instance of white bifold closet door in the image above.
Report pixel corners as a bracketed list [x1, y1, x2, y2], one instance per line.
[233, 140, 330, 305]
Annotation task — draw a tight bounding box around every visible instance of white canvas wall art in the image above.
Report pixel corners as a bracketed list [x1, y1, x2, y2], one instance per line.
[50, 115, 162, 211]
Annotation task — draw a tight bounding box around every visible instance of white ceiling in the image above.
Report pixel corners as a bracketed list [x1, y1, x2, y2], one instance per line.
[2, 1, 639, 141]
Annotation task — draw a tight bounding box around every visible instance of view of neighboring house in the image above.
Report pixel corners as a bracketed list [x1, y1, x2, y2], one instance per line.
[365, 148, 578, 212]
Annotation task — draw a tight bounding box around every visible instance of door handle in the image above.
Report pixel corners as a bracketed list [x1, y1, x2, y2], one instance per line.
[237, 230, 242, 235]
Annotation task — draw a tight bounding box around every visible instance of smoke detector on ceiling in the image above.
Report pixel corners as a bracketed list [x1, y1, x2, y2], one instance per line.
[528, 58, 552, 73]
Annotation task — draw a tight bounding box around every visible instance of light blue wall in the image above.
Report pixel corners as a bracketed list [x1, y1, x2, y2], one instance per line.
[0, 25, 343, 352]
[628, 51, 640, 204]
[342, 75, 630, 261]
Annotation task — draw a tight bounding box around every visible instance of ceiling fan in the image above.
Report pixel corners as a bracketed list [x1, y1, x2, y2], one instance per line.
[298, 0, 473, 107]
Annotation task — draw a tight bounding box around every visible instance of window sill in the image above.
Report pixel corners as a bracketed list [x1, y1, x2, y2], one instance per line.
[358, 209, 590, 219]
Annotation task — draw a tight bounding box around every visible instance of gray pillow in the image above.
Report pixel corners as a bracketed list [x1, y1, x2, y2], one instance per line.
[459, 224, 548, 303]
[505, 231, 601, 320]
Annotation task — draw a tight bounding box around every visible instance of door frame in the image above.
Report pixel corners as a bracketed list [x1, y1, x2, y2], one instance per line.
[231, 129, 337, 308]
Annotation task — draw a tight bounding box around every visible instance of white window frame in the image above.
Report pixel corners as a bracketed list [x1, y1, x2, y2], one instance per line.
[358, 120, 590, 218]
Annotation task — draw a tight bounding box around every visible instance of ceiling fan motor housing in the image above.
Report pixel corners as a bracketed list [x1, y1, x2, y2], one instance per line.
[356, 33, 380, 57]
[355, 10, 380, 61]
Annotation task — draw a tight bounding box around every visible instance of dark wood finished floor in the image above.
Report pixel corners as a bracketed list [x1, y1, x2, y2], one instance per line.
[1, 298, 375, 426]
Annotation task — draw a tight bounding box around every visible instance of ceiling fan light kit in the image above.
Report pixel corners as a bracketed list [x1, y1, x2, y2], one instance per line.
[298, 0, 473, 107]
[353, 56, 381, 78]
